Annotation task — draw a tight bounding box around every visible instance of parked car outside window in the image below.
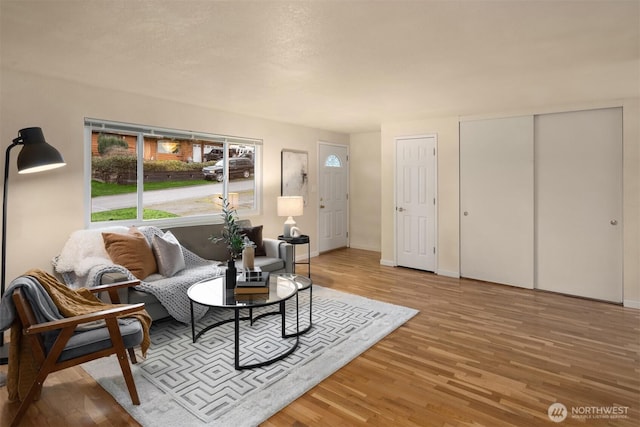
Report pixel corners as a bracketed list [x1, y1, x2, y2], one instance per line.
[203, 157, 254, 182]
[204, 148, 223, 162]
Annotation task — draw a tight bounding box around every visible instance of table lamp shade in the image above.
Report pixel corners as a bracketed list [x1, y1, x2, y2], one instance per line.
[277, 196, 304, 217]
[277, 196, 303, 237]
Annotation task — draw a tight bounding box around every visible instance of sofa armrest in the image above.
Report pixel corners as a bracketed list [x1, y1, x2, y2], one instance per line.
[263, 238, 294, 273]
[280, 242, 294, 273]
[89, 280, 141, 304]
[101, 271, 129, 284]
[99, 272, 133, 304]
[262, 238, 280, 258]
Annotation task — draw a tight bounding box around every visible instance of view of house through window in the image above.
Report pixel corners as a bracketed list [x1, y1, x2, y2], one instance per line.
[86, 118, 260, 225]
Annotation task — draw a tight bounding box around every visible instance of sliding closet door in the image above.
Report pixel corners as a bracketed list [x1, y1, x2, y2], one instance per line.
[460, 116, 534, 288]
[535, 108, 623, 302]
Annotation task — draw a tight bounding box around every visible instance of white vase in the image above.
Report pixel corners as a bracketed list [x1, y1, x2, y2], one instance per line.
[242, 246, 255, 270]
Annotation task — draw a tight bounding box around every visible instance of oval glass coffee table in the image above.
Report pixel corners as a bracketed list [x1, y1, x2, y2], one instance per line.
[271, 273, 313, 337]
[188, 275, 299, 370]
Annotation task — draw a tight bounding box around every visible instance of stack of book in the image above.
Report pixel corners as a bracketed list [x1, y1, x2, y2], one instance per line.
[234, 267, 270, 295]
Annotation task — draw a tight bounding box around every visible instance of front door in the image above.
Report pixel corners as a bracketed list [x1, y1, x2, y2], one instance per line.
[395, 136, 436, 271]
[318, 143, 349, 252]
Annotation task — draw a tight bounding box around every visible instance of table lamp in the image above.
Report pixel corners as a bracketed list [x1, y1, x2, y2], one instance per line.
[277, 196, 303, 238]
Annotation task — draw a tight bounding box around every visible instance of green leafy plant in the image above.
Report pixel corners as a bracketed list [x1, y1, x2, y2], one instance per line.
[142, 160, 208, 172]
[97, 134, 129, 155]
[92, 155, 137, 184]
[210, 196, 245, 259]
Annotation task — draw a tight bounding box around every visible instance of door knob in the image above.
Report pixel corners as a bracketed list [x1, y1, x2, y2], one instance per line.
[397, 207, 405, 212]
[320, 205, 325, 209]
[610, 219, 618, 225]
[464, 211, 469, 216]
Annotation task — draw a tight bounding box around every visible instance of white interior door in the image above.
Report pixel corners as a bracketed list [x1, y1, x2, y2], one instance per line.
[460, 116, 534, 288]
[535, 108, 623, 302]
[318, 143, 349, 252]
[396, 136, 436, 271]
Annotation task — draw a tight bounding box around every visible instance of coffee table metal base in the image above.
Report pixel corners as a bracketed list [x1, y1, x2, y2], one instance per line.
[190, 298, 299, 370]
[283, 284, 312, 337]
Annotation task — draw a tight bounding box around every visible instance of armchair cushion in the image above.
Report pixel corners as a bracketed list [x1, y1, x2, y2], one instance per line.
[58, 318, 143, 362]
[102, 227, 158, 280]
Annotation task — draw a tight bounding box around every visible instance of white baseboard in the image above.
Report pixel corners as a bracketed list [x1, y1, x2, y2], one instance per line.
[349, 243, 381, 252]
[378, 261, 460, 278]
[436, 269, 460, 278]
[623, 299, 640, 309]
[297, 251, 319, 261]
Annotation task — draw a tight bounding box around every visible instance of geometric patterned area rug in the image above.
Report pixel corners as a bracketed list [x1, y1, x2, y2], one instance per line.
[82, 285, 418, 427]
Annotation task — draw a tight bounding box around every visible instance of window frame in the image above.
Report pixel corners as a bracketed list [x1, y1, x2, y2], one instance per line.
[84, 118, 262, 228]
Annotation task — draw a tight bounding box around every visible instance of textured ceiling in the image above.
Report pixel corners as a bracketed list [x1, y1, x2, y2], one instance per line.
[1, 0, 638, 134]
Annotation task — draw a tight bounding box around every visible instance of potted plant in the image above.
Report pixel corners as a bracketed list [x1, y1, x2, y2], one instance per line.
[210, 196, 245, 288]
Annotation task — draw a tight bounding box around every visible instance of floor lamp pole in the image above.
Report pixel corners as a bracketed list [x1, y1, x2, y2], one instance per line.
[0, 141, 19, 365]
[0, 128, 65, 388]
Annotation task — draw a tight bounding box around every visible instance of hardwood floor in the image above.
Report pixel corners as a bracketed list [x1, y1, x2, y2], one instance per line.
[2, 248, 638, 426]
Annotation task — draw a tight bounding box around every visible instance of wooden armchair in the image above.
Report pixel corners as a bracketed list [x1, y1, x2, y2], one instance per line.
[7, 279, 146, 427]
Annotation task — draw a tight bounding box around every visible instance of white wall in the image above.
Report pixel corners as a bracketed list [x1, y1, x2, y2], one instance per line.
[2, 69, 637, 308]
[380, 99, 640, 307]
[0, 69, 348, 282]
[349, 132, 381, 251]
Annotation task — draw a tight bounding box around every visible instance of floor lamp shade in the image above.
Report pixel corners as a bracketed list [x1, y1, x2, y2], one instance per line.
[15, 127, 66, 174]
[277, 196, 304, 237]
[1, 127, 66, 367]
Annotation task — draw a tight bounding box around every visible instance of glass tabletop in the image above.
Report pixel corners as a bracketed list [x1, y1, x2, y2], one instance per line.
[271, 273, 312, 291]
[188, 274, 297, 308]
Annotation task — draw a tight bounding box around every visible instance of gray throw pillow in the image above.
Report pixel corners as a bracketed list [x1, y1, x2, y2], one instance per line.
[152, 231, 186, 277]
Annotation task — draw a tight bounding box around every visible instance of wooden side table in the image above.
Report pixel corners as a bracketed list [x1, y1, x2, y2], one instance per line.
[278, 234, 311, 278]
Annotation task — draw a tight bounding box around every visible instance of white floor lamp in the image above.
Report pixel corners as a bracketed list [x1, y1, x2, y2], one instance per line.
[0, 127, 66, 372]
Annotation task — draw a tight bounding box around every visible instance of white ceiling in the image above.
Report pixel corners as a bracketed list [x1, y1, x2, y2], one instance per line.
[1, 0, 638, 134]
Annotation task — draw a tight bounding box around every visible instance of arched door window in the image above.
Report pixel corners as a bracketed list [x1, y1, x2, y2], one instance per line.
[325, 154, 342, 168]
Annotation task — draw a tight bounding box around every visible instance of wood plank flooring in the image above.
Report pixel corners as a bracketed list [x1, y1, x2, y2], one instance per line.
[1, 248, 638, 426]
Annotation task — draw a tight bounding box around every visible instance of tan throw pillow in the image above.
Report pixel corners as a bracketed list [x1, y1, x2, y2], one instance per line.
[102, 227, 157, 279]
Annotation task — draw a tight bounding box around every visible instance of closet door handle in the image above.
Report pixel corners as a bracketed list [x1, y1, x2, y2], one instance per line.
[610, 219, 618, 225]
